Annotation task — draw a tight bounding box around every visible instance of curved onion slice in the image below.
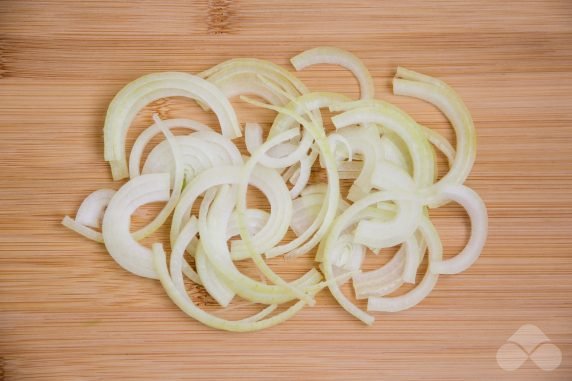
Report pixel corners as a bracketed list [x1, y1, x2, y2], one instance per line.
[336, 126, 384, 200]
[208, 73, 288, 107]
[240, 95, 340, 259]
[171, 165, 291, 260]
[102, 173, 170, 279]
[200, 58, 310, 96]
[319, 191, 420, 325]
[104, 72, 241, 180]
[393, 67, 476, 190]
[194, 188, 236, 307]
[74, 189, 116, 229]
[61, 216, 103, 243]
[153, 242, 311, 333]
[227, 209, 270, 260]
[331, 100, 435, 189]
[234, 129, 320, 302]
[63, 48, 487, 331]
[353, 161, 422, 249]
[126, 114, 184, 242]
[171, 166, 319, 304]
[367, 215, 442, 312]
[142, 132, 242, 185]
[352, 248, 406, 299]
[291, 46, 375, 100]
[427, 185, 488, 274]
[129, 118, 211, 178]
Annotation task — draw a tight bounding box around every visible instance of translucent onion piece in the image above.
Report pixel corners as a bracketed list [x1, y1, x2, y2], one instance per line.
[291, 191, 349, 238]
[62, 215, 104, 243]
[128, 114, 184, 242]
[261, 92, 349, 171]
[195, 192, 236, 307]
[291, 47, 375, 100]
[352, 248, 406, 299]
[394, 67, 476, 190]
[427, 185, 488, 274]
[328, 133, 353, 163]
[141, 132, 242, 186]
[200, 58, 310, 97]
[331, 100, 435, 188]
[227, 209, 270, 261]
[244, 122, 264, 154]
[200, 183, 319, 304]
[153, 242, 310, 332]
[421, 126, 455, 167]
[336, 126, 384, 200]
[172, 165, 291, 262]
[104, 72, 241, 180]
[402, 235, 421, 284]
[232, 129, 300, 256]
[65, 49, 488, 331]
[291, 193, 325, 237]
[288, 150, 316, 199]
[74, 189, 116, 229]
[192, 188, 233, 296]
[320, 191, 420, 325]
[379, 132, 412, 174]
[240, 95, 340, 259]
[353, 161, 422, 249]
[267, 142, 298, 159]
[367, 216, 442, 312]
[102, 173, 170, 279]
[172, 166, 316, 304]
[235, 128, 316, 303]
[170, 213, 201, 285]
[129, 118, 211, 178]
[210, 73, 288, 106]
[330, 234, 365, 272]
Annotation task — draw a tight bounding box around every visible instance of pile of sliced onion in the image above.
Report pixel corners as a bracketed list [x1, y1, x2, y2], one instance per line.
[63, 47, 487, 331]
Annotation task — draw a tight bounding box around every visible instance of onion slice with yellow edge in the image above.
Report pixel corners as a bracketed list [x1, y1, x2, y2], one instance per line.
[62, 47, 487, 332]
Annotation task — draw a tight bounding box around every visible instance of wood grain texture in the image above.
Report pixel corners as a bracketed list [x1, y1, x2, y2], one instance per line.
[1, 1, 571, 380]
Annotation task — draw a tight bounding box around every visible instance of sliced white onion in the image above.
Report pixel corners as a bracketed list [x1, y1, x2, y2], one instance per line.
[421, 126, 455, 167]
[367, 216, 442, 312]
[200, 182, 318, 304]
[320, 190, 420, 325]
[352, 248, 406, 299]
[153, 242, 310, 332]
[194, 250, 235, 308]
[394, 67, 476, 190]
[65, 49, 488, 331]
[244, 122, 264, 154]
[291, 47, 375, 100]
[353, 161, 422, 249]
[336, 125, 384, 200]
[61, 215, 103, 243]
[331, 100, 435, 188]
[141, 132, 242, 186]
[426, 185, 488, 274]
[128, 118, 211, 178]
[200, 58, 310, 97]
[104, 72, 241, 180]
[102, 173, 170, 279]
[74, 189, 116, 229]
[240, 95, 341, 259]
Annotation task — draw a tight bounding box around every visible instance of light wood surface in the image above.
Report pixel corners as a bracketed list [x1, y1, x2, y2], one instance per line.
[1, 1, 571, 380]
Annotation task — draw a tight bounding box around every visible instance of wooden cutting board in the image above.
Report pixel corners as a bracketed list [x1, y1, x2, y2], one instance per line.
[1, 1, 571, 380]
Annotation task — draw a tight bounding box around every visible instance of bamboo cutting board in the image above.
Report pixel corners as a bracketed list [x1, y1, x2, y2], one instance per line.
[1, 1, 571, 380]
